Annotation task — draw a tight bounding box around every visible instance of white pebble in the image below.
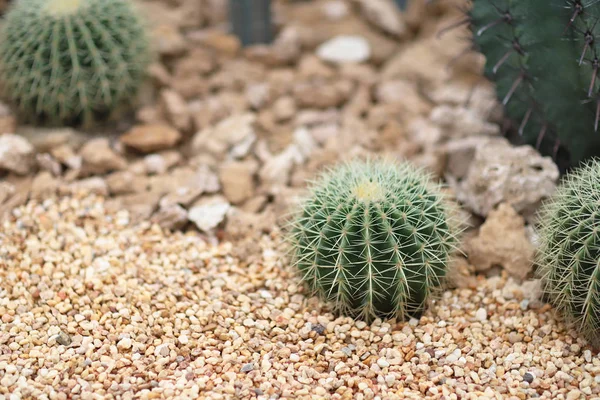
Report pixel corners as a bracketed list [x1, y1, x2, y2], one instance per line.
[377, 358, 390, 368]
[475, 308, 488, 321]
[117, 337, 132, 350]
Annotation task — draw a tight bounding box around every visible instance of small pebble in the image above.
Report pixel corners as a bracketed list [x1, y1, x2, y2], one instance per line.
[523, 372, 534, 383]
[55, 332, 72, 346]
[311, 323, 326, 335]
[241, 363, 255, 373]
[475, 308, 487, 321]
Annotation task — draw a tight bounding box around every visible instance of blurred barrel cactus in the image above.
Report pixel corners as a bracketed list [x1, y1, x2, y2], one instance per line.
[229, 0, 273, 47]
[468, 0, 600, 169]
[0, 0, 151, 126]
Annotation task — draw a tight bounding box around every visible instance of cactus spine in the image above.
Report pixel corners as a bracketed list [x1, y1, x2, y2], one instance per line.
[468, 0, 600, 168]
[288, 159, 459, 322]
[537, 158, 600, 347]
[0, 0, 151, 126]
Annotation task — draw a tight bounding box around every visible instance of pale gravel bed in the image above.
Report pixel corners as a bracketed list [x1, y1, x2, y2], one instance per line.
[0, 195, 599, 400]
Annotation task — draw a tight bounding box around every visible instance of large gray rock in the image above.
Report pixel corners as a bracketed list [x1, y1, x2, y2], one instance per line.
[453, 137, 559, 218]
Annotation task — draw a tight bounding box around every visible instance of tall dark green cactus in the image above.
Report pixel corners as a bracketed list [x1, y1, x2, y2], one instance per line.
[229, 0, 273, 47]
[468, 0, 600, 169]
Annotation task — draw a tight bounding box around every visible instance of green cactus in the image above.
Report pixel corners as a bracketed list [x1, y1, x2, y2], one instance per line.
[467, 0, 600, 169]
[288, 159, 459, 322]
[537, 158, 600, 347]
[0, 0, 151, 126]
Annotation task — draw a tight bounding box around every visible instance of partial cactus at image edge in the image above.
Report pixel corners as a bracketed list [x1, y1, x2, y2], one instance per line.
[537, 158, 600, 347]
[288, 158, 460, 323]
[0, 0, 152, 126]
[468, 0, 600, 169]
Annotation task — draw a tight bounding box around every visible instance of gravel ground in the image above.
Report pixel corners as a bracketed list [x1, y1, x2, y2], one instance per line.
[1, 195, 599, 400]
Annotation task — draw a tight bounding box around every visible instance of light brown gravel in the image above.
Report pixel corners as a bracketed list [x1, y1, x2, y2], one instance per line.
[1, 195, 599, 400]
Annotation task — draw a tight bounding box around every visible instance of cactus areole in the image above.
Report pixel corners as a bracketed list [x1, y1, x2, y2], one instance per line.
[0, 0, 151, 126]
[289, 159, 458, 323]
[469, 0, 600, 168]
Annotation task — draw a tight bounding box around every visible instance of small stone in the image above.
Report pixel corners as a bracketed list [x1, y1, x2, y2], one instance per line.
[465, 203, 535, 279]
[106, 171, 144, 195]
[188, 196, 231, 233]
[196, 31, 241, 56]
[36, 153, 62, 176]
[311, 324, 326, 335]
[117, 337, 132, 350]
[508, 332, 523, 344]
[321, 0, 349, 20]
[219, 160, 258, 205]
[144, 151, 181, 175]
[64, 177, 108, 196]
[79, 138, 127, 175]
[178, 335, 189, 345]
[144, 154, 167, 175]
[475, 308, 487, 321]
[246, 83, 271, 110]
[153, 24, 187, 56]
[567, 389, 582, 400]
[55, 331, 72, 346]
[523, 372, 534, 384]
[290, 354, 300, 362]
[241, 363, 254, 373]
[120, 124, 182, 153]
[155, 343, 170, 357]
[151, 203, 188, 231]
[272, 96, 296, 122]
[377, 358, 390, 368]
[0, 134, 35, 175]
[30, 171, 59, 200]
[51, 144, 82, 170]
[355, 0, 407, 38]
[160, 89, 192, 132]
[341, 346, 355, 357]
[316, 35, 371, 64]
[191, 113, 256, 159]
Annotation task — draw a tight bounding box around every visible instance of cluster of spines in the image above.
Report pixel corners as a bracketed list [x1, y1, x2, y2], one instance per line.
[537, 158, 600, 347]
[441, 0, 600, 167]
[288, 159, 460, 323]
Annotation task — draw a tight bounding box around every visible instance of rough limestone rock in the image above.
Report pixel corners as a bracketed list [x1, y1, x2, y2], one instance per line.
[0, 134, 35, 175]
[120, 124, 182, 153]
[455, 137, 559, 218]
[465, 203, 535, 280]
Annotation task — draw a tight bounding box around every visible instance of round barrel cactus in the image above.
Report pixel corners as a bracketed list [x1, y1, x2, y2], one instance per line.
[468, 0, 600, 169]
[537, 159, 600, 346]
[0, 0, 151, 126]
[289, 159, 459, 322]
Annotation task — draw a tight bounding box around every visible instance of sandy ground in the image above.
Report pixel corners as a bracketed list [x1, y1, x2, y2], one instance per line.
[1, 195, 599, 400]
